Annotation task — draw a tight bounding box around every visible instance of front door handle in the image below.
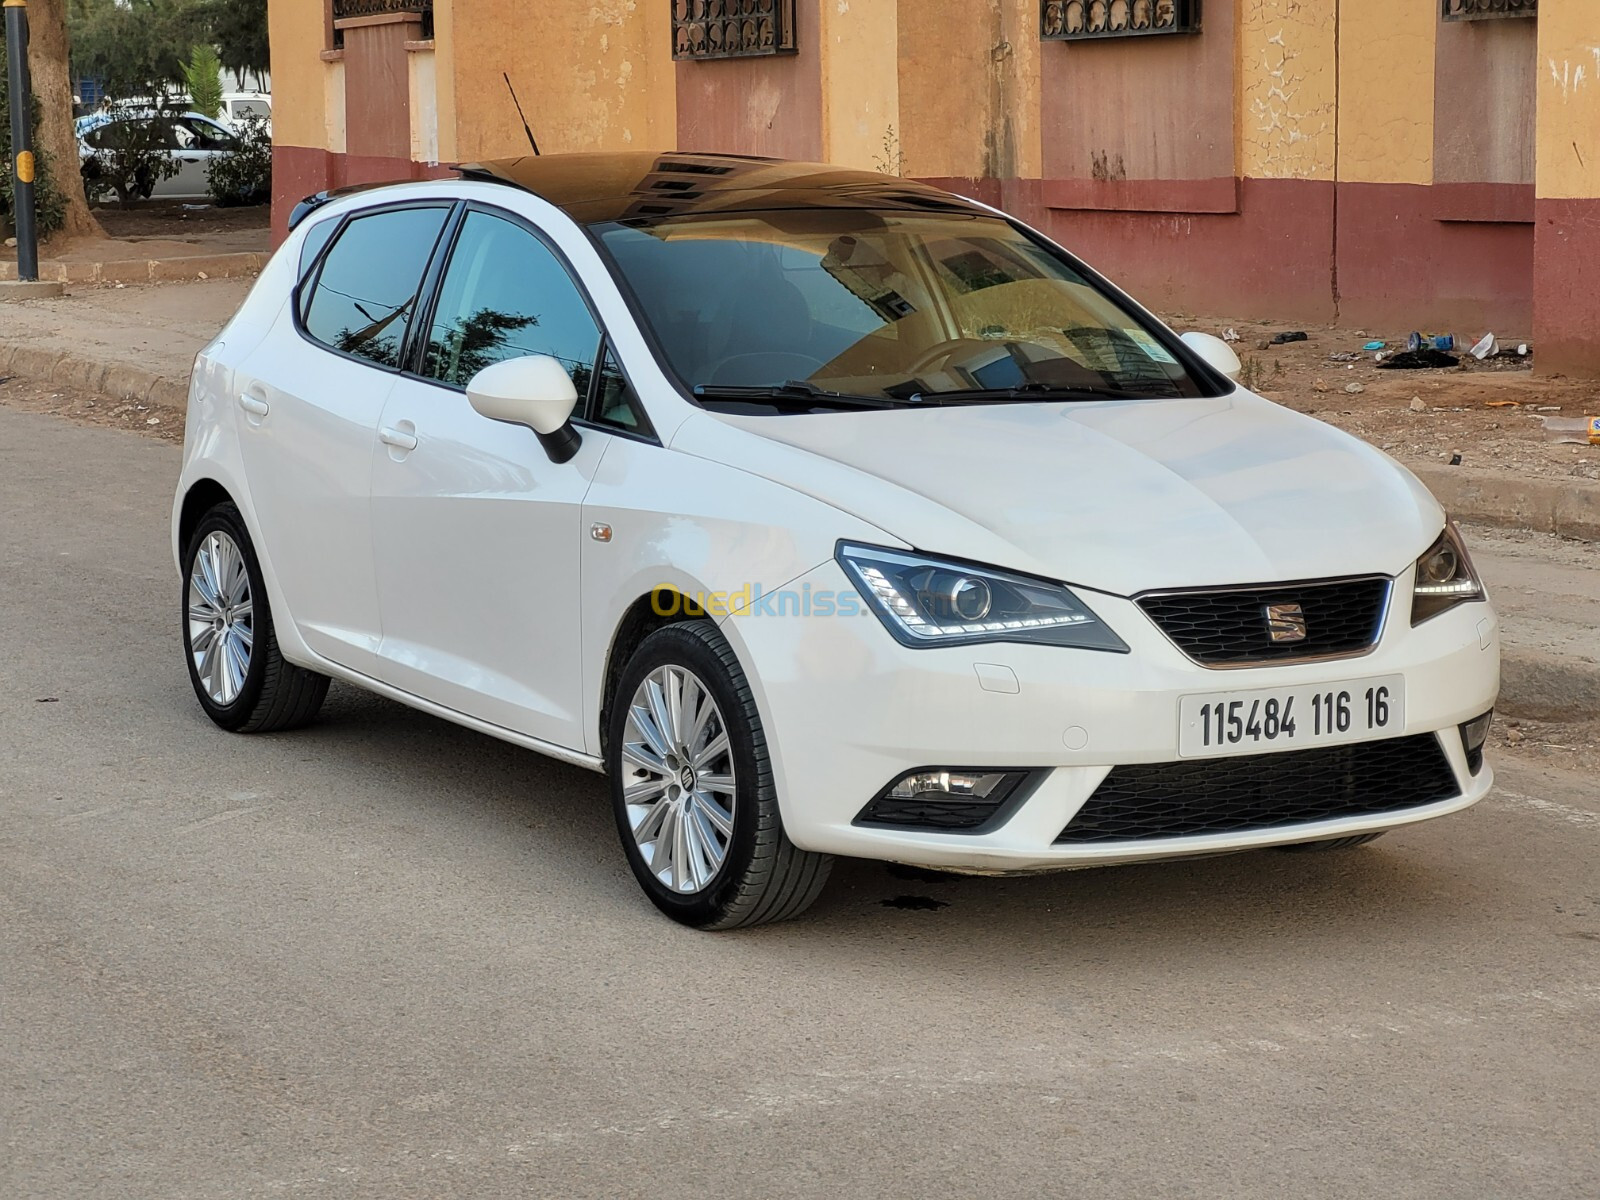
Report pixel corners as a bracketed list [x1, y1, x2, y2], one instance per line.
[238, 393, 269, 417]
[379, 426, 419, 452]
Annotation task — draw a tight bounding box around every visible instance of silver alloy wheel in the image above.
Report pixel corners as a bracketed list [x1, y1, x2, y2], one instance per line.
[187, 530, 254, 706]
[620, 664, 738, 894]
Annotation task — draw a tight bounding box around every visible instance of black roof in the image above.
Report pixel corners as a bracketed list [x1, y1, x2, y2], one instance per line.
[455, 151, 988, 225]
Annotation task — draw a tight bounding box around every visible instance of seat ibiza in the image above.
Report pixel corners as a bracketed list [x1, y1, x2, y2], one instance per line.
[173, 152, 1498, 928]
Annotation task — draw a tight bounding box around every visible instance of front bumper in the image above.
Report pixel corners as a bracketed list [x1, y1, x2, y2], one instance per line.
[722, 560, 1500, 872]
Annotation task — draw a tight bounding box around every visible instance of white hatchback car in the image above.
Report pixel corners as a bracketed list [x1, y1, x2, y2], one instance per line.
[173, 152, 1499, 928]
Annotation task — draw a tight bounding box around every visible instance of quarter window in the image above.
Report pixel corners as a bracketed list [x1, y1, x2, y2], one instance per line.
[422, 211, 601, 392]
[302, 206, 449, 369]
[590, 345, 653, 436]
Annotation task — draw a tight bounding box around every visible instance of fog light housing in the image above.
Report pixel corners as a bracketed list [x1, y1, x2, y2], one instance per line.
[1459, 710, 1493, 775]
[856, 768, 1035, 832]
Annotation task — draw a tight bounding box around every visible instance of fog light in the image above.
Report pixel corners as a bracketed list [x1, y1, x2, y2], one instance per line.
[888, 769, 1015, 801]
[1459, 709, 1493, 775]
[856, 768, 1034, 832]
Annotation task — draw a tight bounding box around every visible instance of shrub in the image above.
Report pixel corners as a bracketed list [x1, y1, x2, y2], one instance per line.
[206, 112, 269, 206]
[0, 86, 67, 239]
[80, 112, 183, 208]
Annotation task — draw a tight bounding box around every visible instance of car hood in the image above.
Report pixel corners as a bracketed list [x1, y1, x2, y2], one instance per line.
[671, 391, 1444, 596]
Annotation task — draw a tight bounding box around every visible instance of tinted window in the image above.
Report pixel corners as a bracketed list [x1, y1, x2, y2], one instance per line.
[422, 210, 600, 391]
[175, 117, 236, 150]
[597, 211, 1213, 403]
[590, 346, 651, 436]
[303, 207, 449, 369]
[298, 218, 339, 284]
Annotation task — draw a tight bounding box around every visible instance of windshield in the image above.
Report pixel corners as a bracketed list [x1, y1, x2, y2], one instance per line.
[594, 210, 1214, 407]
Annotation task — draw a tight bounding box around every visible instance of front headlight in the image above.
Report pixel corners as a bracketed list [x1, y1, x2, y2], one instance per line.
[1410, 520, 1485, 624]
[837, 543, 1129, 652]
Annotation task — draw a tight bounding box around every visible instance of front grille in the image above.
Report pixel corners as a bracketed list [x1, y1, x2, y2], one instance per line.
[1055, 734, 1459, 843]
[1137, 577, 1390, 666]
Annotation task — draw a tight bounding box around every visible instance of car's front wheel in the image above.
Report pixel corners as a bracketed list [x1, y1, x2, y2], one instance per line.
[607, 621, 832, 929]
[182, 502, 329, 732]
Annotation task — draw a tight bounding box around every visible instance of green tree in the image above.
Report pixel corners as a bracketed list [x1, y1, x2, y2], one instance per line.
[182, 42, 222, 117]
[70, 0, 211, 101]
[203, 0, 268, 86]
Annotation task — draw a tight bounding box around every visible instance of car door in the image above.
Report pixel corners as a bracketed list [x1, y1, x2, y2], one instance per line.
[367, 206, 609, 749]
[233, 202, 452, 674]
[166, 116, 236, 198]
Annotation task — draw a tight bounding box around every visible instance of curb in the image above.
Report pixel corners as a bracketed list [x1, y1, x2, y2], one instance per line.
[0, 340, 188, 411]
[1499, 647, 1600, 723]
[0, 251, 267, 285]
[1414, 464, 1600, 544]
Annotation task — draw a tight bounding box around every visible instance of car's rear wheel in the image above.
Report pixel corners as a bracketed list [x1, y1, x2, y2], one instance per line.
[607, 621, 832, 929]
[1274, 832, 1387, 853]
[182, 503, 329, 733]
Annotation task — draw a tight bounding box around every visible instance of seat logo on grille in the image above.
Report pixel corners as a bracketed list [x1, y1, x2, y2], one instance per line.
[1265, 603, 1308, 643]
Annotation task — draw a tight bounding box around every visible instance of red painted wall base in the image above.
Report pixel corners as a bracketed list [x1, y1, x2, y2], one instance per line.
[271, 145, 454, 243]
[1534, 198, 1600, 379]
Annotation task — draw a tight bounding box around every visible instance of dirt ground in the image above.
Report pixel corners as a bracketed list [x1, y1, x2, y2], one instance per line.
[84, 200, 270, 241]
[0, 374, 184, 443]
[1168, 314, 1600, 484]
[5, 201, 271, 266]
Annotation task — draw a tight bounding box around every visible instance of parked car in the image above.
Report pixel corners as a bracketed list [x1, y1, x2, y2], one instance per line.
[219, 91, 272, 136]
[172, 153, 1499, 928]
[77, 110, 242, 201]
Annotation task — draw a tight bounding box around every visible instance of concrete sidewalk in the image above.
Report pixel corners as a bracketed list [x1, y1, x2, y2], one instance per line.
[0, 278, 252, 409]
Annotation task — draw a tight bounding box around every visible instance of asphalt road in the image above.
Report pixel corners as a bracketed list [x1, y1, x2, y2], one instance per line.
[3, 406, 1598, 1199]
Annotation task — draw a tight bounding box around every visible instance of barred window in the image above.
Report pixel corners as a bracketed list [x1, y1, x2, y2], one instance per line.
[1442, 0, 1536, 19]
[1042, 0, 1200, 41]
[673, 0, 797, 61]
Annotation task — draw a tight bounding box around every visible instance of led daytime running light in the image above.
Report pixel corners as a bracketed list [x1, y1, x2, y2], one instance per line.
[857, 564, 1091, 640]
[1413, 577, 1479, 597]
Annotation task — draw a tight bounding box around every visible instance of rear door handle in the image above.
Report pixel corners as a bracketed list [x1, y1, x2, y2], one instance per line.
[238, 393, 269, 417]
[379, 426, 419, 452]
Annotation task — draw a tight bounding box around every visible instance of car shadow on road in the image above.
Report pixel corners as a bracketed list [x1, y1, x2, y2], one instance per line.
[276, 682, 1498, 977]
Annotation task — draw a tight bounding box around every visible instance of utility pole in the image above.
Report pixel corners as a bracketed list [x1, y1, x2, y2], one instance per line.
[4, 0, 40, 282]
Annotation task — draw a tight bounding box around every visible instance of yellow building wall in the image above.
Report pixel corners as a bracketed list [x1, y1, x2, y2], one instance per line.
[1335, 0, 1436, 186]
[896, 0, 1041, 180]
[1237, 0, 1337, 181]
[436, 0, 677, 163]
[267, 0, 332, 151]
[1535, 0, 1600, 199]
[818, 0, 900, 172]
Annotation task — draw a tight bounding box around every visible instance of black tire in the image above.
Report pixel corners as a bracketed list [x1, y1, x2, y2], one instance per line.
[1274, 832, 1387, 853]
[181, 502, 329, 733]
[607, 621, 833, 930]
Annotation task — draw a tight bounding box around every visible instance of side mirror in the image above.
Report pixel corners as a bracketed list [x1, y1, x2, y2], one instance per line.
[465, 355, 583, 464]
[1180, 331, 1242, 382]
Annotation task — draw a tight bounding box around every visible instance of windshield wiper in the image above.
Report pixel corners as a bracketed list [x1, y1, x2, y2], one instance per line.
[693, 381, 902, 411]
[908, 383, 1144, 405]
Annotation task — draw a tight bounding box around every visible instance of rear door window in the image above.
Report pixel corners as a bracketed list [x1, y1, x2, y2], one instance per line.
[302, 206, 450, 369]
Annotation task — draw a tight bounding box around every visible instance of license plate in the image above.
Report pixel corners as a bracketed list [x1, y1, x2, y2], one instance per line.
[1178, 675, 1405, 759]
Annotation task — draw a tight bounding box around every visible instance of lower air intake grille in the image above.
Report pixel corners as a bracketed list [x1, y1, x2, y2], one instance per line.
[1055, 734, 1459, 843]
[856, 797, 1004, 831]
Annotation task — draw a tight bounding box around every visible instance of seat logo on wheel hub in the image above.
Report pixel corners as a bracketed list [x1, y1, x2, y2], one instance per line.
[679, 765, 697, 791]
